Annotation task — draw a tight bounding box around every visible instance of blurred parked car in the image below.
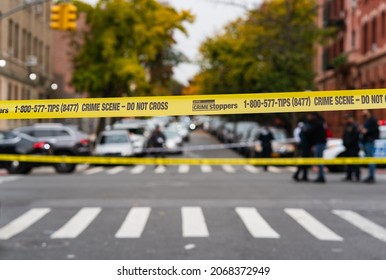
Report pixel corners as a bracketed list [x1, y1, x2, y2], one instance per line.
[109, 119, 152, 155]
[166, 122, 190, 142]
[207, 116, 223, 135]
[233, 121, 259, 152]
[164, 129, 184, 154]
[94, 130, 134, 158]
[0, 130, 53, 174]
[323, 125, 386, 172]
[246, 127, 296, 158]
[14, 123, 91, 173]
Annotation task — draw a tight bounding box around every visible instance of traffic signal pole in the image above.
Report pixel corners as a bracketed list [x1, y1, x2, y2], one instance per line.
[0, 1, 77, 30]
[0, 0, 52, 21]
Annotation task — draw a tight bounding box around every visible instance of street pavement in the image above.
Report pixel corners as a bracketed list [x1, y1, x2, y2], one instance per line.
[0, 130, 386, 260]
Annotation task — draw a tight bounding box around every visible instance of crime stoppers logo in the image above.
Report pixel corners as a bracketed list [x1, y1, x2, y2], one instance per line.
[192, 99, 237, 112]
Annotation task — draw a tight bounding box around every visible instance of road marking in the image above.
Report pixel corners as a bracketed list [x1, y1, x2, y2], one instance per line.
[333, 210, 386, 242]
[200, 165, 212, 173]
[244, 165, 261, 173]
[51, 207, 102, 239]
[182, 207, 210, 237]
[285, 208, 343, 241]
[84, 166, 105, 175]
[130, 165, 146, 174]
[154, 165, 166, 174]
[0, 175, 20, 184]
[267, 166, 282, 173]
[178, 165, 190, 174]
[235, 207, 280, 238]
[222, 165, 235, 173]
[0, 208, 51, 240]
[107, 166, 125, 175]
[115, 207, 151, 238]
[286, 166, 297, 172]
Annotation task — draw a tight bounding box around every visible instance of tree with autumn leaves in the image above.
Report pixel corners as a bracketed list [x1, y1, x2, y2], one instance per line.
[72, 0, 193, 99]
[193, 0, 331, 95]
[70, 0, 193, 132]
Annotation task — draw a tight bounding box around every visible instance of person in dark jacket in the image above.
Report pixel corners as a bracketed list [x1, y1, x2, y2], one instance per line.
[311, 113, 327, 183]
[342, 114, 360, 181]
[293, 116, 313, 182]
[361, 110, 379, 183]
[148, 125, 166, 162]
[258, 125, 274, 171]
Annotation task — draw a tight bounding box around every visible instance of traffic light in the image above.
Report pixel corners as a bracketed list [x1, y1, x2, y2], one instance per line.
[62, 3, 77, 31]
[50, 3, 77, 31]
[50, 4, 63, 30]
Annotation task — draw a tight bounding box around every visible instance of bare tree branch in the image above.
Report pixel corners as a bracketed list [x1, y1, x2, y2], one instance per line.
[205, 0, 252, 11]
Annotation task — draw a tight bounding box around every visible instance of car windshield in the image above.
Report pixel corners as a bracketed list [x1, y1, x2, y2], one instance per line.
[99, 134, 128, 144]
[272, 130, 286, 140]
[164, 130, 179, 138]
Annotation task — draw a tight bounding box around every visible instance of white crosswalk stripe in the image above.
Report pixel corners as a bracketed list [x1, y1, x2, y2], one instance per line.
[115, 207, 151, 238]
[51, 207, 102, 239]
[200, 165, 212, 173]
[235, 207, 280, 238]
[285, 208, 343, 241]
[222, 165, 235, 173]
[107, 166, 125, 175]
[154, 165, 167, 174]
[84, 167, 105, 175]
[0, 175, 20, 184]
[333, 210, 386, 242]
[182, 207, 210, 237]
[0, 208, 51, 240]
[178, 165, 190, 174]
[2, 207, 386, 242]
[244, 165, 261, 173]
[130, 165, 146, 174]
[267, 166, 282, 173]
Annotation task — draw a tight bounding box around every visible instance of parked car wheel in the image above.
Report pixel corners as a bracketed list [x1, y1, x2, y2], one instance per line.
[7, 160, 32, 174]
[54, 151, 76, 174]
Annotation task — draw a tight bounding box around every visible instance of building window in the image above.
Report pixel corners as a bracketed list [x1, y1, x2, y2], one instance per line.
[352, 31, 356, 48]
[363, 22, 368, 54]
[27, 32, 32, 56]
[372, 18, 377, 50]
[7, 83, 13, 100]
[352, 0, 357, 9]
[45, 46, 50, 73]
[339, 37, 344, 53]
[8, 19, 13, 56]
[33, 37, 38, 57]
[14, 24, 19, 59]
[22, 29, 27, 62]
[38, 41, 43, 65]
[14, 85, 18, 100]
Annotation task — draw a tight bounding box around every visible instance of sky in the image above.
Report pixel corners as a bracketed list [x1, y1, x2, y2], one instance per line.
[82, 0, 261, 85]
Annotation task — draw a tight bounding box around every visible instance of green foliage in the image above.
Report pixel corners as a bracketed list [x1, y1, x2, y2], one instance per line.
[197, 0, 328, 94]
[72, 0, 194, 98]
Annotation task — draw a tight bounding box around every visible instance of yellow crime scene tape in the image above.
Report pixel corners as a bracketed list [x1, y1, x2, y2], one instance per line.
[0, 88, 386, 119]
[1, 89, 385, 166]
[0, 154, 385, 166]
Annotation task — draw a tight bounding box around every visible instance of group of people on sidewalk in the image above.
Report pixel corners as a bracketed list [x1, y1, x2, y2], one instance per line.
[293, 110, 380, 184]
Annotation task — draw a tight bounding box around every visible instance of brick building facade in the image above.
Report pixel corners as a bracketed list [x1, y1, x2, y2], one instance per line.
[0, 0, 53, 130]
[316, 0, 386, 135]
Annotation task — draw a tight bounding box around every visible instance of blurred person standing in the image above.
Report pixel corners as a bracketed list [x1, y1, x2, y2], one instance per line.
[311, 113, 327, 183]
[293, 117, 313, 182]
[361, 110, 379, 183]
[148, 125, 166, 165]
[258, 125, 274, 171]
[342, 114, 361, 182]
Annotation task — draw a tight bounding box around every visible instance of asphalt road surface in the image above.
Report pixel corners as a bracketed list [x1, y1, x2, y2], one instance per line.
[0, 130, 386, 260]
